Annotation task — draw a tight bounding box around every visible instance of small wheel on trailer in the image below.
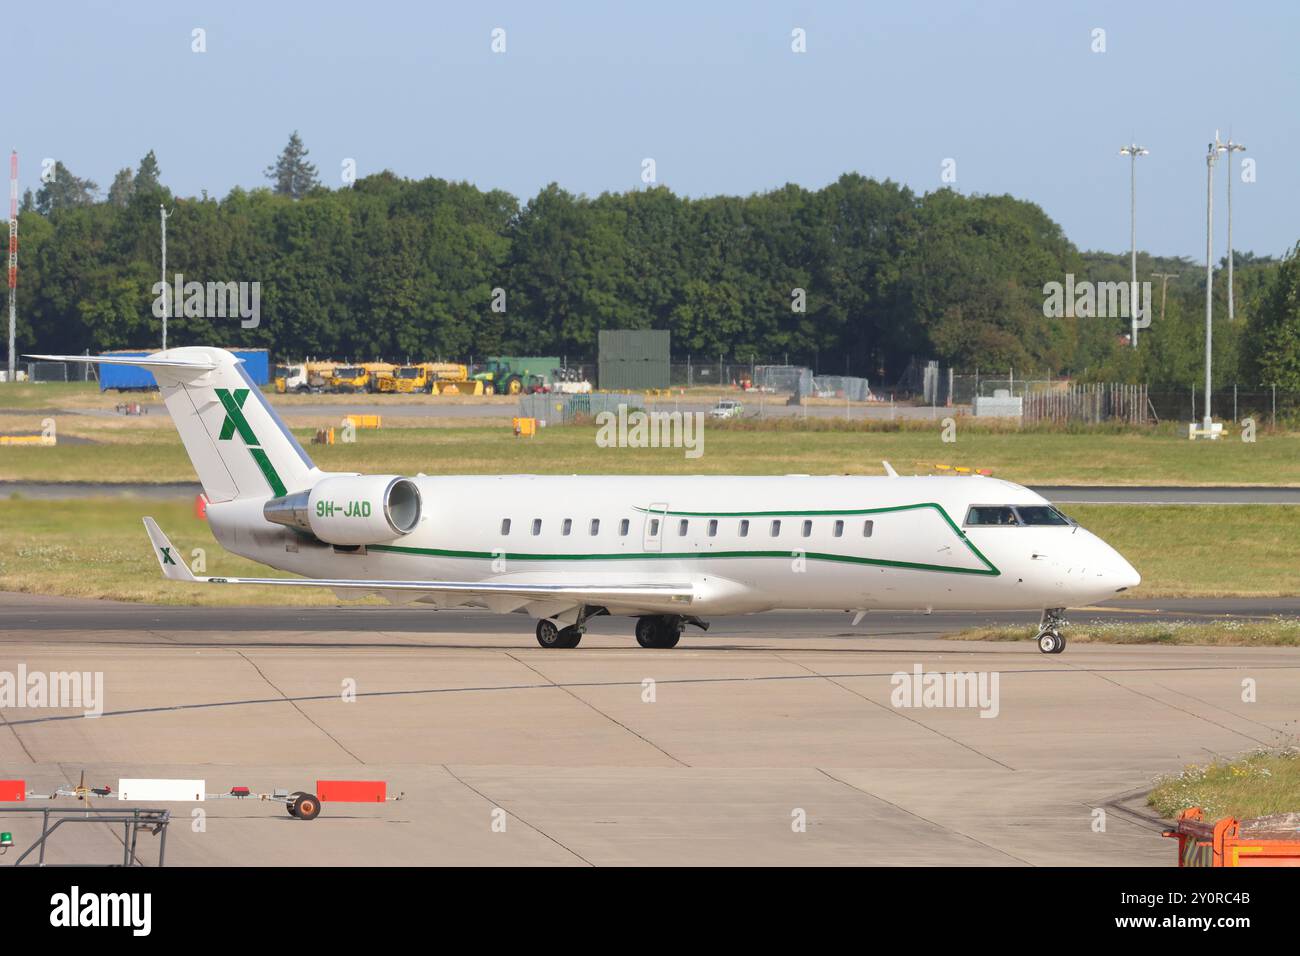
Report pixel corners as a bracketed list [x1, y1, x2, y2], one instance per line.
[292, 792, 321, 820]
[286, 790, 308, 817]
[536, 619, 562, 648]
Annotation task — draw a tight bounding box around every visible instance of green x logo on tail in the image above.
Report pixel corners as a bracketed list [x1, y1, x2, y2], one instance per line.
[214, 387, 287, 496]
[160, 546, 176, 566]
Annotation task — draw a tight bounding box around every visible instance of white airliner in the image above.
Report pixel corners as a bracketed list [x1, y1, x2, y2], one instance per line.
[33, 347, 1139, 653]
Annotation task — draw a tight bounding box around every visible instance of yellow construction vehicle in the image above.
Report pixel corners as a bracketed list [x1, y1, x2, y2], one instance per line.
[328, 364, 370, 393]
[378, 363, 435, 394]
[363, 362, 397, 393]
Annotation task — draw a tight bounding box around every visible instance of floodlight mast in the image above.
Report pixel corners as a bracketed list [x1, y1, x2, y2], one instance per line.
[1119, 144, 1148, 347]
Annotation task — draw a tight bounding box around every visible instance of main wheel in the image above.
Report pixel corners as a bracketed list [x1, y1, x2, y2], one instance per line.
[635, 616, 682, 649]
[1050, 632, 1067, 654]
[1037, 631, 1061, 654]
[291, 792, 321, 820]
[555, 626, 583, 648]
[536, 619, 562, 648]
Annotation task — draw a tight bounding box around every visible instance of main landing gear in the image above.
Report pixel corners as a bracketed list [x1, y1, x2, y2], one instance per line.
[536, 612, 708, 649]
[1035, 608, 1068, 654]
[635, 615, 683, 649]
[536, 618, 584, 649]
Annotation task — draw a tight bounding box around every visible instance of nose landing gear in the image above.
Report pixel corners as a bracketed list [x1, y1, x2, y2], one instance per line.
[1035, 608, 1068, 654]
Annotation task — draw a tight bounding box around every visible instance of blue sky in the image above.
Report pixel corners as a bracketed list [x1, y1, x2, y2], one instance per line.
[6, 0, 1296, 258]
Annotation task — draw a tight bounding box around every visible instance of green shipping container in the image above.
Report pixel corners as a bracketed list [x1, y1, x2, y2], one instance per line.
[598, 330, 670, 390]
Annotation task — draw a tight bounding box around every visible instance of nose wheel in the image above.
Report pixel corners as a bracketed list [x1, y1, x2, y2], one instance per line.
[1035, 608, 1068, 654]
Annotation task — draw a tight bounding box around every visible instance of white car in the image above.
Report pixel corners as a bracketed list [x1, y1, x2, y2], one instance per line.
[710, 399, 743, 419]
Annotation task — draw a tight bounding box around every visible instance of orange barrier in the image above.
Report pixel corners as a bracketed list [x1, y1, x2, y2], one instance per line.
[1164, 807, 1300, 866]
[512, 416, 537, 437]
[345, 413, 382, 430]
[316, 780, 387, 802]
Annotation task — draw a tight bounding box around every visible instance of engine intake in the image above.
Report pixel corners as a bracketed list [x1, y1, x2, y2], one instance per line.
[264, 476, 422, 545]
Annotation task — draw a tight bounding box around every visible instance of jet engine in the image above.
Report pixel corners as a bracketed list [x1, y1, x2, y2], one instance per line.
[264, 476, 422, 546]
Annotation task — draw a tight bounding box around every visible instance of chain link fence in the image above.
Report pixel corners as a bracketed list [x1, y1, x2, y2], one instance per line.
[517, 391, 644, 425]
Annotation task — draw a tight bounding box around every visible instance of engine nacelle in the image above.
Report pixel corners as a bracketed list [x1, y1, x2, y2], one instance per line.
[264, 475, 422, 546]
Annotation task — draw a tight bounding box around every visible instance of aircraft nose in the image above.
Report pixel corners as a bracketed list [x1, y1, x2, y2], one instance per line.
[1109, 551, 1141, 592]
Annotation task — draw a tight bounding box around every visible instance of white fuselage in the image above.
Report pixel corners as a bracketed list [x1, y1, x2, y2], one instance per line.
[207, 474, 1140, 617]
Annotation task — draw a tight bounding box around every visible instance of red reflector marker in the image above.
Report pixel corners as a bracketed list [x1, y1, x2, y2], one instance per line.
[0, 780, 26, 801]
[316, 780, 386, 803]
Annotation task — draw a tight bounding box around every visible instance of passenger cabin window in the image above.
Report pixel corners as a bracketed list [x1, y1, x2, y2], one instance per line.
[739, 519, 750, 537]
[965, 506, 1020, 527]
[678, 519, 689, 536]
[801, 519, 812, 537]
[863, 520, 874, 537]
[770, 519, 782, 536]
[500, 518, 511, 535]
[590, 518, 600, 535]
[707, 519, 718, 537]
[648, 518, 660, 536]
[619, 518, 630, 536]
[531, 518, 542, 535]
[562, 518, 573, 536]
[833, 519, 844, 537]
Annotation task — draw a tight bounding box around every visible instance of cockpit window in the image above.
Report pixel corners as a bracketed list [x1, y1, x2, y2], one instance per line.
[965, 506, 1020, 526]
[965, 505, 1074, 527]
[1015, 505, 1071, 526]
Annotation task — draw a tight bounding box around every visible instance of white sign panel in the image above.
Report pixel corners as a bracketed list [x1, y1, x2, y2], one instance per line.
[117, 778, 205, 801]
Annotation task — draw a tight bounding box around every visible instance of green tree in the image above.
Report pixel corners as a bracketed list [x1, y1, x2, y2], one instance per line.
[34, 162, 98, 216]
[265, 132, 320, 199]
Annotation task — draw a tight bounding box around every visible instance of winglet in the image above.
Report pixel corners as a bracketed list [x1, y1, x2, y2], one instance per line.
[882, 460, 898, 478]
[143, 517, 197, 582]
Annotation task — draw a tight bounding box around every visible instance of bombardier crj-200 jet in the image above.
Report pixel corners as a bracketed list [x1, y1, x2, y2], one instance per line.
[33, 347, 1140, 653]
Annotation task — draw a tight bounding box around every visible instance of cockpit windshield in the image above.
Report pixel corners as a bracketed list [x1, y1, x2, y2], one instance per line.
[965, 505, 1074, 527]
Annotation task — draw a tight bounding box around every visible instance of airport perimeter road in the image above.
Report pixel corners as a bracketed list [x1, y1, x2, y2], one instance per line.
[2, 593, 1296, 866]
[1032, 486, 1300, 505]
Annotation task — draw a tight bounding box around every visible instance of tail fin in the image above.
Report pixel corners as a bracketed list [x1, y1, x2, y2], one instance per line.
[29, 347, 318, 502]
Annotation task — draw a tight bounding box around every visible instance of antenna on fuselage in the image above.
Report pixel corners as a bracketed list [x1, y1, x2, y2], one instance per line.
[881, 461, 898, 478]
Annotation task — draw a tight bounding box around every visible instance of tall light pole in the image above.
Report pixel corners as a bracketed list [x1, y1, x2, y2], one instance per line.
[1119, 144, 1148, 347]
[1220, 137, 1246, 320]
[1202, 135, 1220, 432]
[160, 204, 172, 351]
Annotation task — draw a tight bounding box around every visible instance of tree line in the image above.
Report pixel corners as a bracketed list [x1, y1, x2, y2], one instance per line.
[8, 134, 1298, 388]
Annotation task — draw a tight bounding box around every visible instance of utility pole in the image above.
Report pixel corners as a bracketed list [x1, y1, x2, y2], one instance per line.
[1202, 135, 1220, 432]
[7, 150, 16, 383]
[1152, 272, 1179, 323]
[160, 204, 172, 351]
[1220, 136, 1247, 320]
[1119, 143, 1148, 347]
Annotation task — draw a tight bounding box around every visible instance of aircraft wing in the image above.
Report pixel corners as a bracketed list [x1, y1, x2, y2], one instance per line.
[143, 517, 695, 619]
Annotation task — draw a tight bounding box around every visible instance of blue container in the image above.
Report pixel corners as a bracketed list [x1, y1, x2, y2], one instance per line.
[98, 348, 270, 391]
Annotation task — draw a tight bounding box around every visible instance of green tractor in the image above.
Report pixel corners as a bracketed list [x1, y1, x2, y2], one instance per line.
[473, 357, 555, 396]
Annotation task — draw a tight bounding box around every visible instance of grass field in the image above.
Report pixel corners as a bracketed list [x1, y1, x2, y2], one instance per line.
[0, 499, 1294, 605]
[1148, 750, 1300, 820]
[952, 618, 1300, 647]
[4, 412, 1300, 485]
